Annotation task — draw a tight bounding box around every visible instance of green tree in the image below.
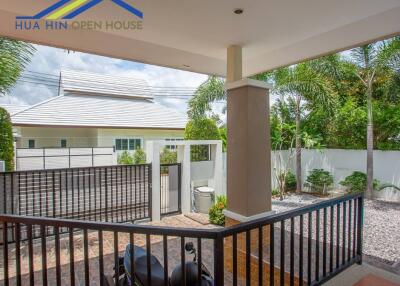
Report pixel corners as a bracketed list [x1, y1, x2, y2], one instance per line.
[184, 118, 221, 161]
[346, 37, 400, 198]
[187, 76, 225, 120]
[270, 60, 337, 192]
[160, 148, 177, 164]
[184, 118, 221, 140]
[0, 107, 14, 171]
[0, 38, 35, 95]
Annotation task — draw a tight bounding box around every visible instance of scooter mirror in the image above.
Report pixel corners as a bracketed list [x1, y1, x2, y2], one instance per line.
[185, 242, 195, 253]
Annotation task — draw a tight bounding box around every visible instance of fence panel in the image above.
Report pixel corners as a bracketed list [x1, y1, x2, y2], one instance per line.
[160, 163, 181, 216]
[15, 147, 116, 171]
[0, 164, 152, 242]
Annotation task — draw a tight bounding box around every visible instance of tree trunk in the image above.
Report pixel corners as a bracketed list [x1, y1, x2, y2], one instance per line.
[366, 84, 374, 199]
[295, 94, 302, 193]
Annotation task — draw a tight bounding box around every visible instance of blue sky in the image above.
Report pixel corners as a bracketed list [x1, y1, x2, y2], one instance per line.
[0, 44, 210, 114]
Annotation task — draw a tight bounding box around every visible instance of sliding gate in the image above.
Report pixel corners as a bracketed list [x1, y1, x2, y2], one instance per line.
[160, 163, 181, 216]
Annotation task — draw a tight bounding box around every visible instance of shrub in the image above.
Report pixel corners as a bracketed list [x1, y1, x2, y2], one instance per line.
[117, 151, 133, 165]
[132, 148, 146, 164]
[184, 118, 221, 161]
[305, 169, 334, 194]
[340, 171, 379, 193]
[0, 107, 14, 171]
[285, 171, 297, 192]
[272, 188, 280, 197]
[209, 195, 227, 226]
[160, 148, 177, 164]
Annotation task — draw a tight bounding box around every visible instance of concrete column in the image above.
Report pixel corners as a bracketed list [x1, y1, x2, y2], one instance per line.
[210, 141, 224, 197]
[226, 45, 242, 83]
[146, 141, 161, 221]
[224, 78, 273, 220]
[177, 144, 191, 214]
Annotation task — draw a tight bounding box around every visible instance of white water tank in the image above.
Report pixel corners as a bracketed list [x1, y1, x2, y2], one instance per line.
[0, 161, 5, 172]
[193, 186, 214, 214]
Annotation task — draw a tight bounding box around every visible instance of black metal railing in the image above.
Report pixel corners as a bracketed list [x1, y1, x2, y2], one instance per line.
[218, 192, 364, 286]
[0, 164, 152, 241]
[160, 163, 182, 216]
[0, 193, 363, 286]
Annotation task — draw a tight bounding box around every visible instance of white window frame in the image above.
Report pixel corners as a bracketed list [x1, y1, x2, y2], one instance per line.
[114, 137, 144, 151]
[164, 138, 184, 150]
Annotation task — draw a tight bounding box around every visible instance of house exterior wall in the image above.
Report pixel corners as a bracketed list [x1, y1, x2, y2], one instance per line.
[97, 128, 184, 150]
[15, 127, 98, 148]
[15, 126, 184, 149]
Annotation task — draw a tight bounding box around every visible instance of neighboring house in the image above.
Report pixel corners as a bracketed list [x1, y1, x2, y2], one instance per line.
[0, 103, 28, 115]
[5, 70, 187, 153]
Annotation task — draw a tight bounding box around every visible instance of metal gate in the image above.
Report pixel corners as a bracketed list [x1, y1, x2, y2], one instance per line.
[160, 163, 181, 216]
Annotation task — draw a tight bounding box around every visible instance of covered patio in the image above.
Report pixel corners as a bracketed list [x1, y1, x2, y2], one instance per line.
[1, 0, 400, 285]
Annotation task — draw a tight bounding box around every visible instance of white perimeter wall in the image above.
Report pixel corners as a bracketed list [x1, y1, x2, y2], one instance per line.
[197, 150, 400, 201]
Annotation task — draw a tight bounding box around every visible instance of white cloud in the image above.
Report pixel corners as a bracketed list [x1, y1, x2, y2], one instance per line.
[0, 44, 208, 114]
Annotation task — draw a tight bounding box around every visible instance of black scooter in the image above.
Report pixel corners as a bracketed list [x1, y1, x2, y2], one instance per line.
[113, 242, 214, 286]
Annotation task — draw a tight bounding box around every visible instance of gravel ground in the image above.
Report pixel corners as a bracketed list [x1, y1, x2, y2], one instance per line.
[272, 194, 400, 274]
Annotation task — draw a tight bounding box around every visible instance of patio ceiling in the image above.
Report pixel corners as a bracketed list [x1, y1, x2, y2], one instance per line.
[0, 0, 399, 76]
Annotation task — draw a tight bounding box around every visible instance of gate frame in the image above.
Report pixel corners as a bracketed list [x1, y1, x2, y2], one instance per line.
[146, 140, 223, 221]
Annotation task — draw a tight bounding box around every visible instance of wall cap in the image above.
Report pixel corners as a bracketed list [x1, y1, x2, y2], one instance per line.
[225, 78, 272, 91]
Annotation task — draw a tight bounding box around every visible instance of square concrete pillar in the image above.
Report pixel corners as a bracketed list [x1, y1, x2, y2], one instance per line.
[224, 78, 273, 221]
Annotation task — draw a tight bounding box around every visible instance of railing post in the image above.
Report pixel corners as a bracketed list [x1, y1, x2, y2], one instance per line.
[214, 233, 224, 286]
[356, 195, 364, 264]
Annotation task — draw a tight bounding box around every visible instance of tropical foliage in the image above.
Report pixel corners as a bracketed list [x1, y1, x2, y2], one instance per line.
[0, 107, 14, 171]
[132, 148, 146, 164]
[304, 169, 334, 195]
[0, 38, 35, 95]
[209, 195, 227, 226]
[340, 171, 380, 194]
[160, 148, 177, 164]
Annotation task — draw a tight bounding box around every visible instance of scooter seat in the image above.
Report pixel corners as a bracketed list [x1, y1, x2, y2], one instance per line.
[124, 244, 165, 286]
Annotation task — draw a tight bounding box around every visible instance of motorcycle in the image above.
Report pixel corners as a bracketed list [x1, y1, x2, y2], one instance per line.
[112, 241, 214, 286]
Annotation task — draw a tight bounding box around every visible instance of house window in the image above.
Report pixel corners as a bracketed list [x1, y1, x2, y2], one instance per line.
[61, 139, 67, 148]
[165, 138, 184, 150]
[115, 138, 142, 151]
[28, 139, 35, 149]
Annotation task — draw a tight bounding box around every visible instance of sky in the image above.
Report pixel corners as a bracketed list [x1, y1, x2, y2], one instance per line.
[0, 44, 214, 114]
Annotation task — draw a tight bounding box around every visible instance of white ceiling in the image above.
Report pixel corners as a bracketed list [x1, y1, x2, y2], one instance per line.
[1, 0, 399, 76]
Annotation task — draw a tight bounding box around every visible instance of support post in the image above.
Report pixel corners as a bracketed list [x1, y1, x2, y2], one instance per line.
[146, 141, 161, 221]
[177, 144, 191, 214]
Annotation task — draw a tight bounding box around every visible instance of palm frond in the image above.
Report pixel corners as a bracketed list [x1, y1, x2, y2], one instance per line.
[187, 75, 225, 120]
[0, 37, 36, 95]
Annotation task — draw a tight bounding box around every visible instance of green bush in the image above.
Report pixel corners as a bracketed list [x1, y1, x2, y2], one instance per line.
[117, 151, 133, 165]
[132, 148, 146, 164]
[305, 169, 334, 194]
[184, 118, 221, 161]
[209, 195, 227, 226]
[340, 171, 379, 193]
[272, 188, 280, 197]
[160, 148, 177, 164]
[0, 107, 14, 171]
[285, 171, 297, 192]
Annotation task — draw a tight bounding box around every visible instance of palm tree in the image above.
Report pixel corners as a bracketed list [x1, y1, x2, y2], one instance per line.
[272, 60, 337, 192]
[346, 37, 400, 198]
[187, 75, 225, 120]
[0, 37, 35, 95]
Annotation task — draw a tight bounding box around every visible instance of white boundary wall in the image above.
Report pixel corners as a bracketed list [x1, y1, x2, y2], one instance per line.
[15, 147, 117, 170]
[216, 150, 400, 202]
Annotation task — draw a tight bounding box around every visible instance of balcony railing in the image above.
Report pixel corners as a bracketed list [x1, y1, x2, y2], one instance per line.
[0, 193, 363, 286]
